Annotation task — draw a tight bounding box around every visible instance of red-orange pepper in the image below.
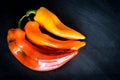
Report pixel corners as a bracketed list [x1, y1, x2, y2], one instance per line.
[7, 28, 78, 71]
[24, 21, 86, 50]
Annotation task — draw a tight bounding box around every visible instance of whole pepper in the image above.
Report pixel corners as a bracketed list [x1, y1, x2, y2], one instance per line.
[33, 7, 86, 40]
[7, 28, 78, 71]
[24, 21, 86, 50]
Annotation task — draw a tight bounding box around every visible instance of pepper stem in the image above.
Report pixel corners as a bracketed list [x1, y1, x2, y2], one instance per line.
[18, 9, 36, 28]
[18, 15, 26, 28]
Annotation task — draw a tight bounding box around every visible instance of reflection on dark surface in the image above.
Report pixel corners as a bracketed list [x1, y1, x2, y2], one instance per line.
[0, 0, 120, 80]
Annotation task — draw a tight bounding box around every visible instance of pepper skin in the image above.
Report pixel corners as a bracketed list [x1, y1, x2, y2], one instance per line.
[34, 7, 86, 40]
[7, 28, 78, 71]
[24, 21, 86, 50]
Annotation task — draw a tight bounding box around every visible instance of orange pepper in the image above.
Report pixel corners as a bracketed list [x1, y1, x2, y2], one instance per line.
[7, 28, 78, 71]
[34, 7, 86, 40]
[24, 21, 86, 50]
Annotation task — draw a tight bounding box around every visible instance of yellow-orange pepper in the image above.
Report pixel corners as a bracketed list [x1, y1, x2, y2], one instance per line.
[34, 7, 86, 40]
[24, 21, 86, 50]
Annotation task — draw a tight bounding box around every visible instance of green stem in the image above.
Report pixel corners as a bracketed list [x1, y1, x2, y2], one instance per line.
[18, 9, 36, 28]
[18, 15, 26, 28]
[26, 9, 36, 17]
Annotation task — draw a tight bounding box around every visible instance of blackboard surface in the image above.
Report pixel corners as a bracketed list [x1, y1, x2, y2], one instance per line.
[0, 0, 120, 80]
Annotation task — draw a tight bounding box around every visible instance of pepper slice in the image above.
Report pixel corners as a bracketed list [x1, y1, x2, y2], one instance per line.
[24, 21, 86, 50]
[7, 28, 78, 71]
[34, 7, 86, 40]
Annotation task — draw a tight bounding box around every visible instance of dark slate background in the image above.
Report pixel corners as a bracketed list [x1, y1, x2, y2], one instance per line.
[0, 0, 120, 80]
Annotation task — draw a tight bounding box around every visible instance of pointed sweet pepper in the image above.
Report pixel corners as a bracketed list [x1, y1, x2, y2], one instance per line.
[24, 21, 86, 50]
[7, 28, 78, 71]
[34, 7, 86, 40]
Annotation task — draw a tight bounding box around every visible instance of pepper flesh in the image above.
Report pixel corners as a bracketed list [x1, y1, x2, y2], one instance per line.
[7, 28, 78, 71]
[34, 7, 86, 40]
[24, 21, 86, 50]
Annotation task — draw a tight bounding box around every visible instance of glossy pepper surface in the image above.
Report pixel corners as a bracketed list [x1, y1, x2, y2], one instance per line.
[7, 6, 86, 72]
[24, 21, 86, 50]
[7, 28, 78, 71]
[34, 7, 86, 40]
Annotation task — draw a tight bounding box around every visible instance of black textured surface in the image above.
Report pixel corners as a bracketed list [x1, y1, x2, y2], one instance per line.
[0, 0, 120, 80]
